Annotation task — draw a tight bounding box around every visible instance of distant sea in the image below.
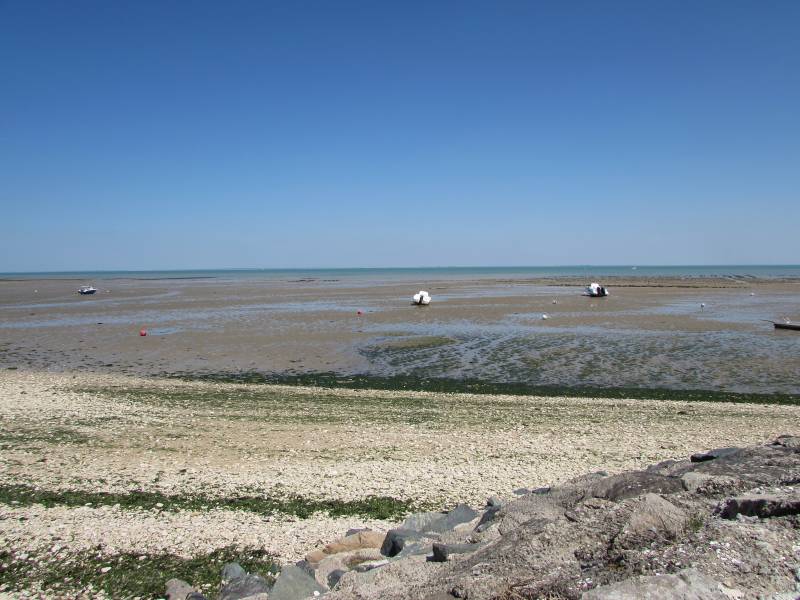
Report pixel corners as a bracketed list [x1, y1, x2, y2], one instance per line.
[2, 265, 800, 281]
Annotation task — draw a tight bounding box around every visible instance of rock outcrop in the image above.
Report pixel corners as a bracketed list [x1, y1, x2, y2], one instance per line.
[165, 435, 800, 600]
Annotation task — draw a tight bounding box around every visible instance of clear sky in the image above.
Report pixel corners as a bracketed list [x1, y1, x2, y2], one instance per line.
[2, 1, 798, 271]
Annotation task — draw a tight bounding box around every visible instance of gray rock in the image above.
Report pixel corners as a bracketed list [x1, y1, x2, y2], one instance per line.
[185, 594, 207, 600]
[771, 435, 800, 450]
[353, 558, 389, 572]
[486, 496, 503, 508]
[681, 472, 741, 495]
[397, 505, 477, 535]
[474, 506, 501, 532]
[327, 568, 347, 589]
[429, 542, 482, 562]
[614, 493, 687, 549]
[716, 493, 800, 519]
[380, 528, 423, 557]
[564, 510, 580, 522]
[582, 568, 729, 599]
[493, 494, 564, 536]
[293, 559, 315, 578]
[437, 504, 479, 531]
[588, 471, 685, 501]
[220, 562, 246, 584]
[314, 548, 383, 588]
[401, 511, 445, 531]
[270, 564, 327, 600]
[218, 573, 272, 600]
[395, 541, 433, 559]
[165, 578, 195, 600]
[646, 458, 687, 475]
[690, 447, 741, 463]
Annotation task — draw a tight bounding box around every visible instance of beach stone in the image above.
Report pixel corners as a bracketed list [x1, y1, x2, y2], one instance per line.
[429, 542, 482, 562]
[185, 594, 208, 600]
[716, 493, 800, 519]
[691, 447, 741, 463]
[269, 564, 327, 600]
[293, 559, 315, 578]
[327, 568, 347, 589]
[582, 569, 729, 599]
[218, 573, 272, 600]
[771, 435, 800, 450]
[401, 511, 446, 531]
[399, 505, 478, 535]
[474, 506, 501, 532]
[221, 562, 246, 583]
[165, 578, 196, 600]
[588, 471, 685, 501]
[395, 541, 434, 559]
[614, 494, 687, 549]
[353, 558, 390, 572]
[380, 528, 424, 557]
[647, 458, 694, 477]
[305, 549, 328, 566]
[486, 496, 503, 508]
[438, 504, 479, 531]
[314, 548, 383, 588]
[681, 472, 741, 495]
[306, 530, 385, 566]
[494, 495, 563, 535]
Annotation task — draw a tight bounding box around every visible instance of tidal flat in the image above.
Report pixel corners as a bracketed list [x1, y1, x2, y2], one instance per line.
[1, 275, 799, 395]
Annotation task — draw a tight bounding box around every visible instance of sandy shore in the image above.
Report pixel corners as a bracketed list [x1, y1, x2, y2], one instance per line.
[2, 368, 800, 597]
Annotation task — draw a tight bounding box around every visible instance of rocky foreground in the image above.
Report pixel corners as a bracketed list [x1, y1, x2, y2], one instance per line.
[166, 436, 800, 600]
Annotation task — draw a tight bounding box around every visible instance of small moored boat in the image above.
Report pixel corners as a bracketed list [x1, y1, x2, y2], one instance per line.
[774, 322, 800, 331]
[585, 282, 609, 297]
[78, 285, 97, 295]
[412, 290, 431, 305]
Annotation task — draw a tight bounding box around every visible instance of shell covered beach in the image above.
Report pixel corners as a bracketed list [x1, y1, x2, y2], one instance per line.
[3, 370, 800, 598]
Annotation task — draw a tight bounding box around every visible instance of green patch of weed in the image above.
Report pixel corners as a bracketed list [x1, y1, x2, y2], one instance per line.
[0, 545, 278, 599]
[0, 483, 414, 520]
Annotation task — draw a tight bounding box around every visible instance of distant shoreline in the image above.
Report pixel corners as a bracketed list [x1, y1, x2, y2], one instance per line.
[2, 264, 800, 282]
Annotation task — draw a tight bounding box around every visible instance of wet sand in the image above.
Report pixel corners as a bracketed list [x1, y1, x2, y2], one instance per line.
[1, 275, 799, 394]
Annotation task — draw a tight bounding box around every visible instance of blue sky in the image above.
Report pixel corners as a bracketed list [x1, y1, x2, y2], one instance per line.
[2, 1, 798, 271]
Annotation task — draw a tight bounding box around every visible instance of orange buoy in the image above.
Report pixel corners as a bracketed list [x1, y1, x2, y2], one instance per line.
[139, 328, 147, 336]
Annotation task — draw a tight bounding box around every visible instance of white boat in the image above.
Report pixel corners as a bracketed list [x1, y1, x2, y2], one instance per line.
[585, 282, 609, 297]
[412, 290, 431, 305]
[78, 285, 97, 295]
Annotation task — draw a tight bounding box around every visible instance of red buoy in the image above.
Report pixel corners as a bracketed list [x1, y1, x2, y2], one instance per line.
[357, 310, 363, 316]
[139, 328, 147, 336]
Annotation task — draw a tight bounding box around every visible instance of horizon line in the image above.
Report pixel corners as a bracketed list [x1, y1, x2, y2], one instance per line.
[3, 263, 800, 275]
